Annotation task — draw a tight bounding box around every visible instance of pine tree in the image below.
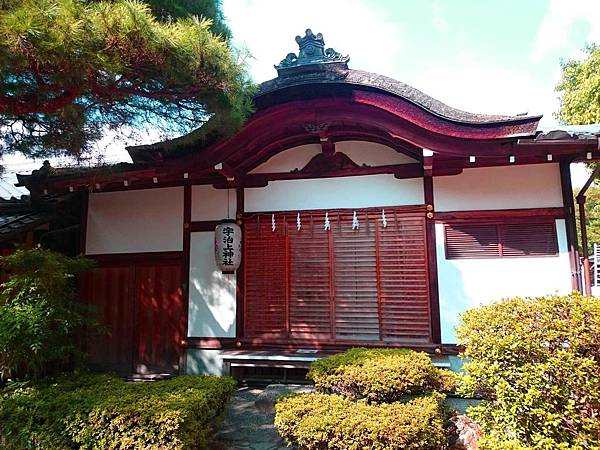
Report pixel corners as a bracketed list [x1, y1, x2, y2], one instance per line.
[0, 0, 253, 160]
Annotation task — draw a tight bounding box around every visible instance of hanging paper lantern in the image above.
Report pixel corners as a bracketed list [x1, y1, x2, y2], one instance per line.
[215, 219, 242, 274]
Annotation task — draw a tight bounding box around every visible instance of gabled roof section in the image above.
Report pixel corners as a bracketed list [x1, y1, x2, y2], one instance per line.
[124, 28, 541, 165]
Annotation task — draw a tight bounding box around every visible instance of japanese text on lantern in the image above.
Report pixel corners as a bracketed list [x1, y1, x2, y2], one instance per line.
[222, 226, 235, 266]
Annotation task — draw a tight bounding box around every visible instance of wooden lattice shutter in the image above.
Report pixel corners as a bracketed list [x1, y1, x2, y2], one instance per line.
[378, 211, 431, 343]
[243, 206, 433, 344]
[445, 224, 500, 259]
[500, 222, 558, 257]
[288, 213, 333, 339]
[445, 221, 558, 259]
[244, 217, 287, 337]
[333, 211, 380, 341]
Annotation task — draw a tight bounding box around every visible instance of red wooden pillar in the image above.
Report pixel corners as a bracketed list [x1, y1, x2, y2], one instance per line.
[423, 150, 442, 345]
[559, 158, 582, 292]
[180, 184, 192, 372]
[236, 187, 245, 341]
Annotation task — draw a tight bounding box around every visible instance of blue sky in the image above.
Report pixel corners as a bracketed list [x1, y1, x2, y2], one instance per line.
[223, 0, 600, 129]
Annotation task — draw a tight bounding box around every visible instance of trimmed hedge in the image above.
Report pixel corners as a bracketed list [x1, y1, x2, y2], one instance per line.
[275, 392, 446, 450]
[0, 373, 236, 450]
[457, 293, 600, 450]
[308, 347, 455, 402]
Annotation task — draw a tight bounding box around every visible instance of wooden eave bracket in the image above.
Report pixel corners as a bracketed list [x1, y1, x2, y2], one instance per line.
[214, 162, 241, 182]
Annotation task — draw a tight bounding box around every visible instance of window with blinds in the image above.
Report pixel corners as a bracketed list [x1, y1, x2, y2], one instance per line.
[444, 221, 558, 259]
[243, 207, 431, 344]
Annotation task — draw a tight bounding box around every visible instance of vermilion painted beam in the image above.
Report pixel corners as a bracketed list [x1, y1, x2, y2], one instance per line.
[87, 251, 183, 265]
[434, 207, 566, 222]
[189, 220, 221, 232]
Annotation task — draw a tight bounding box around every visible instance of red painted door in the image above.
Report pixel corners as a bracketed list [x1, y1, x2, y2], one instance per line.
[82, 258, 184, 374]
[135, 263, 184, 374]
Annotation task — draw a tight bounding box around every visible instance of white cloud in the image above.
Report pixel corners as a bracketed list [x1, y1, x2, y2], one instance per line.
[414, 58, 562, 128]
[431, 1, 448, 33]
[530, 0, 600, 62]
[223, 0, 403, 83]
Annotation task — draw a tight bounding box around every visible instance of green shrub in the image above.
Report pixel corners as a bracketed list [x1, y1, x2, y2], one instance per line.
[0, 247, 96, 381]
[275, 392, 446, 450]
[457, 293, 600, 450]
[308, 347, 455, 402]
[0, 372, 236, 449]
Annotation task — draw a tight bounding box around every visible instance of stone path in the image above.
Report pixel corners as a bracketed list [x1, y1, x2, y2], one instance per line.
[213, 384, 312, 450]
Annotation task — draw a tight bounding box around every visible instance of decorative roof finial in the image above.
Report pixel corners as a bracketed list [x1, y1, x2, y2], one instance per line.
[275, 29, 349, 73]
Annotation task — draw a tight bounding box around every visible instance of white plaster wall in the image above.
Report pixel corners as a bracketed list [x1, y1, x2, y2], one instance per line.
[436, 219, 572, 344]
[191, 185, 237, 221]
[86, 187, 183, 254]
[249, 144, 321, 173]
[188, 231, 236, 338]
[245, 174, 424, 212]
[249, 141, 416, 174]
[434, 164, 563, 211]
[336, 141, 417, 165]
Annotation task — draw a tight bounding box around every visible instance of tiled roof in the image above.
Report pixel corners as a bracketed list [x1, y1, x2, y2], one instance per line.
[0, 193, 71, 243]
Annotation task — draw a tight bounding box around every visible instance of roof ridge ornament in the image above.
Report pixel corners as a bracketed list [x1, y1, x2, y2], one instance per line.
[275, 28, 350, 72]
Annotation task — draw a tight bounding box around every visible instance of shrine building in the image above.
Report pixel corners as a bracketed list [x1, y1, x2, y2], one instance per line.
[17, 30, 599, 377]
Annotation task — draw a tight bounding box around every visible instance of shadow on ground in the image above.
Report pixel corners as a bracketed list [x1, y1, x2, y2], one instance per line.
[213, 384, 311, 450]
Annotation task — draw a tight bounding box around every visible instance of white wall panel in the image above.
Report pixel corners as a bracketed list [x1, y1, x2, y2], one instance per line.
[434, 164, 563, 211]
[249, 144, 321, 174]
[191, 185, 236, 221]
[249, 141, 416, 174]
[336, 141, 417, 165]
[436, 219, 572, 344]
[86, 187, 183, 254]
[245, 174, 424, 212]
[188, 232, 236, 338]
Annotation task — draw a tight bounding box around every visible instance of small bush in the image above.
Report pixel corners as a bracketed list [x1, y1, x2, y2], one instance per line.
[308, 347, 455, 402]
[275, 392, 446, 450]
[0, 247, 96, 381]
[457, 293, 600, 450]
[0, 372, 236, 449]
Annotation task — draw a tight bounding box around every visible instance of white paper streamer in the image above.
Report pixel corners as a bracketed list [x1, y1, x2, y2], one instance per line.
[352, 211, 359, 230]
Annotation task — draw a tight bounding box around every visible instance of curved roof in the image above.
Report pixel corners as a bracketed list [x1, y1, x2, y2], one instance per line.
[123, 29, 541, 164]
[258, 68, 540, 125]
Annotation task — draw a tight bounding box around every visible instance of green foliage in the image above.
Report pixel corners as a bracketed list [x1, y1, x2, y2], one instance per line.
[0, 0, 253, 159]
[276, 348, 453, 449]
[0, 247, 96, 381]
[308, 347, 455, 403]
[0, 372, 236, 449]
[556, 44, 600, 125]
[143, 0, 231, 37]
[575, 185, 600, 253]
[275, 392, 447, 450]
[456, 293, 600, 450]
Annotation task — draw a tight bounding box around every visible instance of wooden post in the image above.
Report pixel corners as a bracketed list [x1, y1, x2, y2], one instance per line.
[235, 187, 245, 341]
[577, 196, 592, 296]
[559, 158, 582, 292]
[180, 184, 192, 373]
[575, 165, 600, 296]
[423, 149, 441, 345]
